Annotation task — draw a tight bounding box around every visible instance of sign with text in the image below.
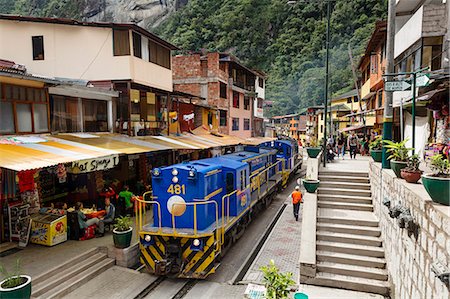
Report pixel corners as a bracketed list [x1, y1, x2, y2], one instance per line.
[70, 154, 119, 173]
[385, 80, 411, 92]
[416, 74, 430, 87]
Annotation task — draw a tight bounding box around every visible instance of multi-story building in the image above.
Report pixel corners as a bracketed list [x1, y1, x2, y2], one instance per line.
[253, 71, 266, 137]
[172, 52, 258, 138]
[306, 106, 323, 144]
[358, 21, 387, 134]
[0, 14, 178, 136]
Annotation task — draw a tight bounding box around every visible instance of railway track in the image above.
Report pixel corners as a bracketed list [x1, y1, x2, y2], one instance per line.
[134, 275, 197, 299]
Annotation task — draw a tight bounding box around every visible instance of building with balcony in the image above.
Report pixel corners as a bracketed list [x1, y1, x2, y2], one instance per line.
[0, 15, 178, 136]
[358, 21, 387, 134]
[172, 52, 258, 138]
[253, 71, 266, 137]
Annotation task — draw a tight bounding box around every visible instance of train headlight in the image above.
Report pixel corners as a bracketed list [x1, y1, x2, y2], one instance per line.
[145, 235, 151, 242]
[141, 234, 154, 247]
[152, 168, 161, 176]
[188, 167, 197, 179]
[172, 176, 179, 183]
[172, 168, 178, 176]
[190, 238, 204, 251]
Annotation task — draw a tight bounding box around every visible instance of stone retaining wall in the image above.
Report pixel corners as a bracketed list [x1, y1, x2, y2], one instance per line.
[369, 162, 450, 299]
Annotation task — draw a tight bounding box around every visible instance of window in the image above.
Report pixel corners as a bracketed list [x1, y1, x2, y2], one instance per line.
[377, 92, 383, 108]
[320, 125, 323, 133]
[226, 173, 234, 194]
[244, 118, 250, 130]
[16, 104, 33, 132]
[233, 91, 240, 108]
[220, 110, 227, 126]
[51, 96, 80, 133]
[32, 36, 44, 60]
[113, 29, 130, 56]
[84, 99, 108, 132]
[220, 82, 227, 99]
[244, 97, 250, 110]
[347, 97, 352, 104]
[353, 96, 359, 102]
[148, 40, 171, 69]
[232, 117, 239, 131]
[1, 84, 49, 134]
[370, 55, 378, 74]
[34, 103, 49, 132]
[132, 32, 142, 58]
[320, 113, 324, 120]
[257, 98, 263, 108]
[0, 102, 14, 133]
[258, 77, 264, 88]
[201, 60, 208, 77]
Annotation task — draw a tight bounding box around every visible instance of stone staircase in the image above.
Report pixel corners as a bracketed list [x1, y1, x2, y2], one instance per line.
[31, 247, 114, 299]
[312, 170, 390, 296]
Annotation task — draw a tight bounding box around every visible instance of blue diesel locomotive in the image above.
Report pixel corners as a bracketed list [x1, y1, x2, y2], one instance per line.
[136, 139, 301, 278]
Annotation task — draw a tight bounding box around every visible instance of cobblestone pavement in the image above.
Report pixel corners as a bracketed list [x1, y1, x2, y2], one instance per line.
[242, 188, 302, 284]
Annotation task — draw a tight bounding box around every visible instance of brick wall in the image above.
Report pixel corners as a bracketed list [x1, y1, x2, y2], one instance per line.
[172, 54, 201, 79]
[174, 83, 201, 97]
[370, 162, 450, 299]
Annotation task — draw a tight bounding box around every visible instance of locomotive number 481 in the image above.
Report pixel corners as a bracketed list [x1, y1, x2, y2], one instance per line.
[167, 184, 186, 195]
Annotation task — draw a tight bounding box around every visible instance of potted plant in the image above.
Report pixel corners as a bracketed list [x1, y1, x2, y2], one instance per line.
[421, 154, 449, 206]
[113, 216, 133, 249]
[369, 136, 383, 162]
[400, 154, 423, 183]
[302, 177, 320, 193]
[306, 138, 321, 158]
[384, 139, 413, 178]
[260, 260, 295, 299]
[0, 260, 32, 299]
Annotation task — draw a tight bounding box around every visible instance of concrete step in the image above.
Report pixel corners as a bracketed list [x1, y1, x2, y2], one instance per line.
[317, 241, 385, 258]
[33, 247, 100, 285]
[319, 171, 369, 178]
[317, 231, 382, 247]
[317, 250, 386, 268]
[317, 223, 381, 237]
[32, 252, 108, 297]
[318, 181, 371, 190]
[36, 257, 115, 299]
[318, 201, 373, 211]
[318, 216, 379, 227]
[312, 271, 390, 295]
[318, 188, 371, 197]
[318, 175, 370, 184]
[317, 261, 388, 281]
[317, 194, 372, 205]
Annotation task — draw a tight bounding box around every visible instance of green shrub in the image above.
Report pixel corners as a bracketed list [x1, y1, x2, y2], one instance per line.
[260, 260, 295, 299]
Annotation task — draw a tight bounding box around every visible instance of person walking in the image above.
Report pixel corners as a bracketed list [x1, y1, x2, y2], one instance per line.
[337, 134, 345, 159]
[348, 133, 358, 159]
[291, 186, 303, 221]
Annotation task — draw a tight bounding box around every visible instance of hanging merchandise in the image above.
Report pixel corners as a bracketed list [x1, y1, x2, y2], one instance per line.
[56, 164, 67, 183]
[183, 113, 195, 122]
[21, 189, 40, 214]
[18, 170, 36, 193]
[169, 111, 178, 123]
[1, 168, 17, 200]
[95, 171, 104, 193]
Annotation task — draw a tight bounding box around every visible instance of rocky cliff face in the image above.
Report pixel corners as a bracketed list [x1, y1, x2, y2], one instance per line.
[84, 0, 188, 29]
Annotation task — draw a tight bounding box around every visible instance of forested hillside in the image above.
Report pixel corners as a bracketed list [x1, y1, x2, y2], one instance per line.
[154, 0, 387, 116]
[0, 0, 387, 116]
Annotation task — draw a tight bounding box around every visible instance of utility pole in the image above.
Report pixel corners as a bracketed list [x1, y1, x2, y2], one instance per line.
[382, 0, 396, 169]
[323, 0, 331, 167]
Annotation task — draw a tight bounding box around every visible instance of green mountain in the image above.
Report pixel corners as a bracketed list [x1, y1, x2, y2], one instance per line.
[1, 0, 387, 116]
[154, 0, 387, 116]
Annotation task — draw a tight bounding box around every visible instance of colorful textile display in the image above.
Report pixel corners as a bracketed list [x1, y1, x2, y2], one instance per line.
[1, 168, 17, 200]
[18, 170, 36, 193]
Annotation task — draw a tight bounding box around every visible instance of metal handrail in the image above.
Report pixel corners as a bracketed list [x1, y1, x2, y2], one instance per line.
[136, 191, 162, 235]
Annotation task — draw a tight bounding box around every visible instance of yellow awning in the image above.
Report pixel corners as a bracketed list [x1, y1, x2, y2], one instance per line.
[0, 135, 118, 171]
[241, 137, 276, 146]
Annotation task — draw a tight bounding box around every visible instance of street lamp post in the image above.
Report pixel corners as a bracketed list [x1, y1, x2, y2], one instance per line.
[323, 0, 331, 167]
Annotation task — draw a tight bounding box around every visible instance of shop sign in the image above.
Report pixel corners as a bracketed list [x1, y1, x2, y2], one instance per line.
[70, 154, 119, 173]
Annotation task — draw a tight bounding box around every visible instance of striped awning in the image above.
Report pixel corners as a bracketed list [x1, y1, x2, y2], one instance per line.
[0, 135, 118, 171]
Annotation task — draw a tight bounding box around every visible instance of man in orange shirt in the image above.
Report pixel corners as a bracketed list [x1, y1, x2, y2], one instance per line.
[291, 186, 303, 221]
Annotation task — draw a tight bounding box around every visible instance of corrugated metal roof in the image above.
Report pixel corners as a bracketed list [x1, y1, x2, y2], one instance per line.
[0, 135, 118, 171]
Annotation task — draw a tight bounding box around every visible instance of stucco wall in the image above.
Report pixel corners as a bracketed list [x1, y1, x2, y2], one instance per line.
[0, 20, 172, 91]
[369, 162, 450, 299]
